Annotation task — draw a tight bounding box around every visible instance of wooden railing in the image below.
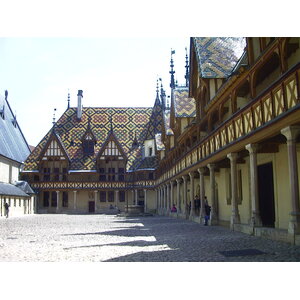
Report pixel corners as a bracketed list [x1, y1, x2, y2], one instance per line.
[30, 180, 156, 190]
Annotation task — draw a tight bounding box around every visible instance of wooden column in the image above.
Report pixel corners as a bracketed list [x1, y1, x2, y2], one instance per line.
[131, 190, 135, 205]
[189, 172, 195, 218]
[94, 190, 98, 212]
[182, 175, 188, 215]
[166, 183, 170, 213]
[135, 189, 138, 205]
[56, 191, 60, 213]
[144, 189, 147, 213]
[170, 181, 174, 210]
[73, 191, 77, 211]
[227, 154, 241, 229]
[176, 178, 181, 213]
[207, 164, 218, 225]
[115, 190, 119, 208]
[164, 184, 167, 214]
[281, 126, 300, 236]
[198, 167, 206, 223]
[245, 144, 262, 227]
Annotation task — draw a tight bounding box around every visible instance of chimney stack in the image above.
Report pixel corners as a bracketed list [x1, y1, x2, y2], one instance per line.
[77, 90, 83, 120]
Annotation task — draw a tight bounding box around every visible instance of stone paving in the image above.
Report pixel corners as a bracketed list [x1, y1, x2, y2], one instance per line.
[1, 214, 300, 262]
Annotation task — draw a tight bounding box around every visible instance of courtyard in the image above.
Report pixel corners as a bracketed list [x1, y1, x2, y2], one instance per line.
[1, 213, 300, 262]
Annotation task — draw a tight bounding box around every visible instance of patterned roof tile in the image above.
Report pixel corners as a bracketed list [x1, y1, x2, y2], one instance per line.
[23, 107, 152, 172]
[193, 37, 246, 78]
[174, 87, 196, 118]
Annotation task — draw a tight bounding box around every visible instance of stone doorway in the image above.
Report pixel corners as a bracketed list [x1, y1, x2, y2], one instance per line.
[88, 201, 95, 213]
[258, 162, 275, 227]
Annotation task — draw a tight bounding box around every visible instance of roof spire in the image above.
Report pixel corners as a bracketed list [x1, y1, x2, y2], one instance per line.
[185, 47, 189, 87]
[52, 108, 57, 125]
[67, 89, 70, 109]
[170, 49, 175, 89]
[155, 78, 160, 105]
[159, 78, 166, 110]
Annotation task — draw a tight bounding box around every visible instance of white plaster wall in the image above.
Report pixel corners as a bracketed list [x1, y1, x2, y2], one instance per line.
[0, 160, 9, 182]
[144, 139, 155, 157]
[11, 165, 19, 183]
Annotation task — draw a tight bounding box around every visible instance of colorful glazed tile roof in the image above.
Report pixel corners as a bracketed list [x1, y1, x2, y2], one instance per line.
[0, 94, 30, 163]
[144, 95, 164, 140]
[174, 87, 196, 118]
[163, 110, 174, 136]
[23, 107, 153, 172]
[193, 37, 246, 78]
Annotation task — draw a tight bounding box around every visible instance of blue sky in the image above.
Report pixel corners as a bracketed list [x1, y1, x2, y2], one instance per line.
[0, 37, 189, 146]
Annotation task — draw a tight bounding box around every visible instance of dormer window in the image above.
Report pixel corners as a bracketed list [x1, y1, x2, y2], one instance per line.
[149, 147, 153, 157]
[83, 133, 95, 155]
[144, 139, 155, 157]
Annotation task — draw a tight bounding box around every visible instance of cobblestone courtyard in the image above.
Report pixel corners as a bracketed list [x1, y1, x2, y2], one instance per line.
[1, 214, 300, 262]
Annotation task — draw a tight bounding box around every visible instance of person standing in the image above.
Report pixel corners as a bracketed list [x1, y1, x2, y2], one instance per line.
[204, 197, 211, 226]
[4, 202, 10, 218]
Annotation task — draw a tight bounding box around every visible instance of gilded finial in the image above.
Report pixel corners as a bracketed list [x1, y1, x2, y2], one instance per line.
[52, 108, 57, 125]
[67, 89, 70, 109]
[185, 47, 189, 87]
[170, 49, 175, 89]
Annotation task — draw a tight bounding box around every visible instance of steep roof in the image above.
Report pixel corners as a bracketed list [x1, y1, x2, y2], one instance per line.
[15, 181, 35, 194]
[136, 156, 158, 170]
[0, 182, 30, 197]
[23, 107, 152, 172]
[193, 37, 246, 78]
[0, 94, 30, 163]
[144, 94, 164, 140]
[174, 87, 196, 118]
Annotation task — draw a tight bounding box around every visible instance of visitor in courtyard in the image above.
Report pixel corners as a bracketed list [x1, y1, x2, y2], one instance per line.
[188, 201, 191, 214]
[4, 202, 10, 218]
[194, 195, 200, 215]
[171, 204, 177, 213]
[204, 197, 211, 226]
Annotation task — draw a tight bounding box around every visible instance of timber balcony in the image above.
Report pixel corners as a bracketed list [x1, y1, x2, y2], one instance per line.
[30, 180, 156, 191]
[158, 62, 300, 184]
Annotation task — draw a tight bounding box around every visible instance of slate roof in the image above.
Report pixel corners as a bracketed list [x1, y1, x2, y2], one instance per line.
[136, 156, 158, 170]
[193, 37, 246, 78]
[174, 87, 196, 118]
[0, 182, 30, 197]
[23, 107, 153, 172]
[15, 181, 35, 194]
[0, 94, 30, 163]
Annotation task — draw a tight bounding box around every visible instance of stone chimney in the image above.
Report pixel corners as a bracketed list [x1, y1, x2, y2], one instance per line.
[77, 90, 83, 120]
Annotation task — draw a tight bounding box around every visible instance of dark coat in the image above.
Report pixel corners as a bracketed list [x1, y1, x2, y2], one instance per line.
[204, 204, 211, 216]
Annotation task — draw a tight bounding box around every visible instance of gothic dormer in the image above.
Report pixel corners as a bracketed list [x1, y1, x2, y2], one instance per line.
[96, 131, 127, 182]
[81, 117, 96, 155]
[97, 131, 127, 162]
[39, 130, 70, 162]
